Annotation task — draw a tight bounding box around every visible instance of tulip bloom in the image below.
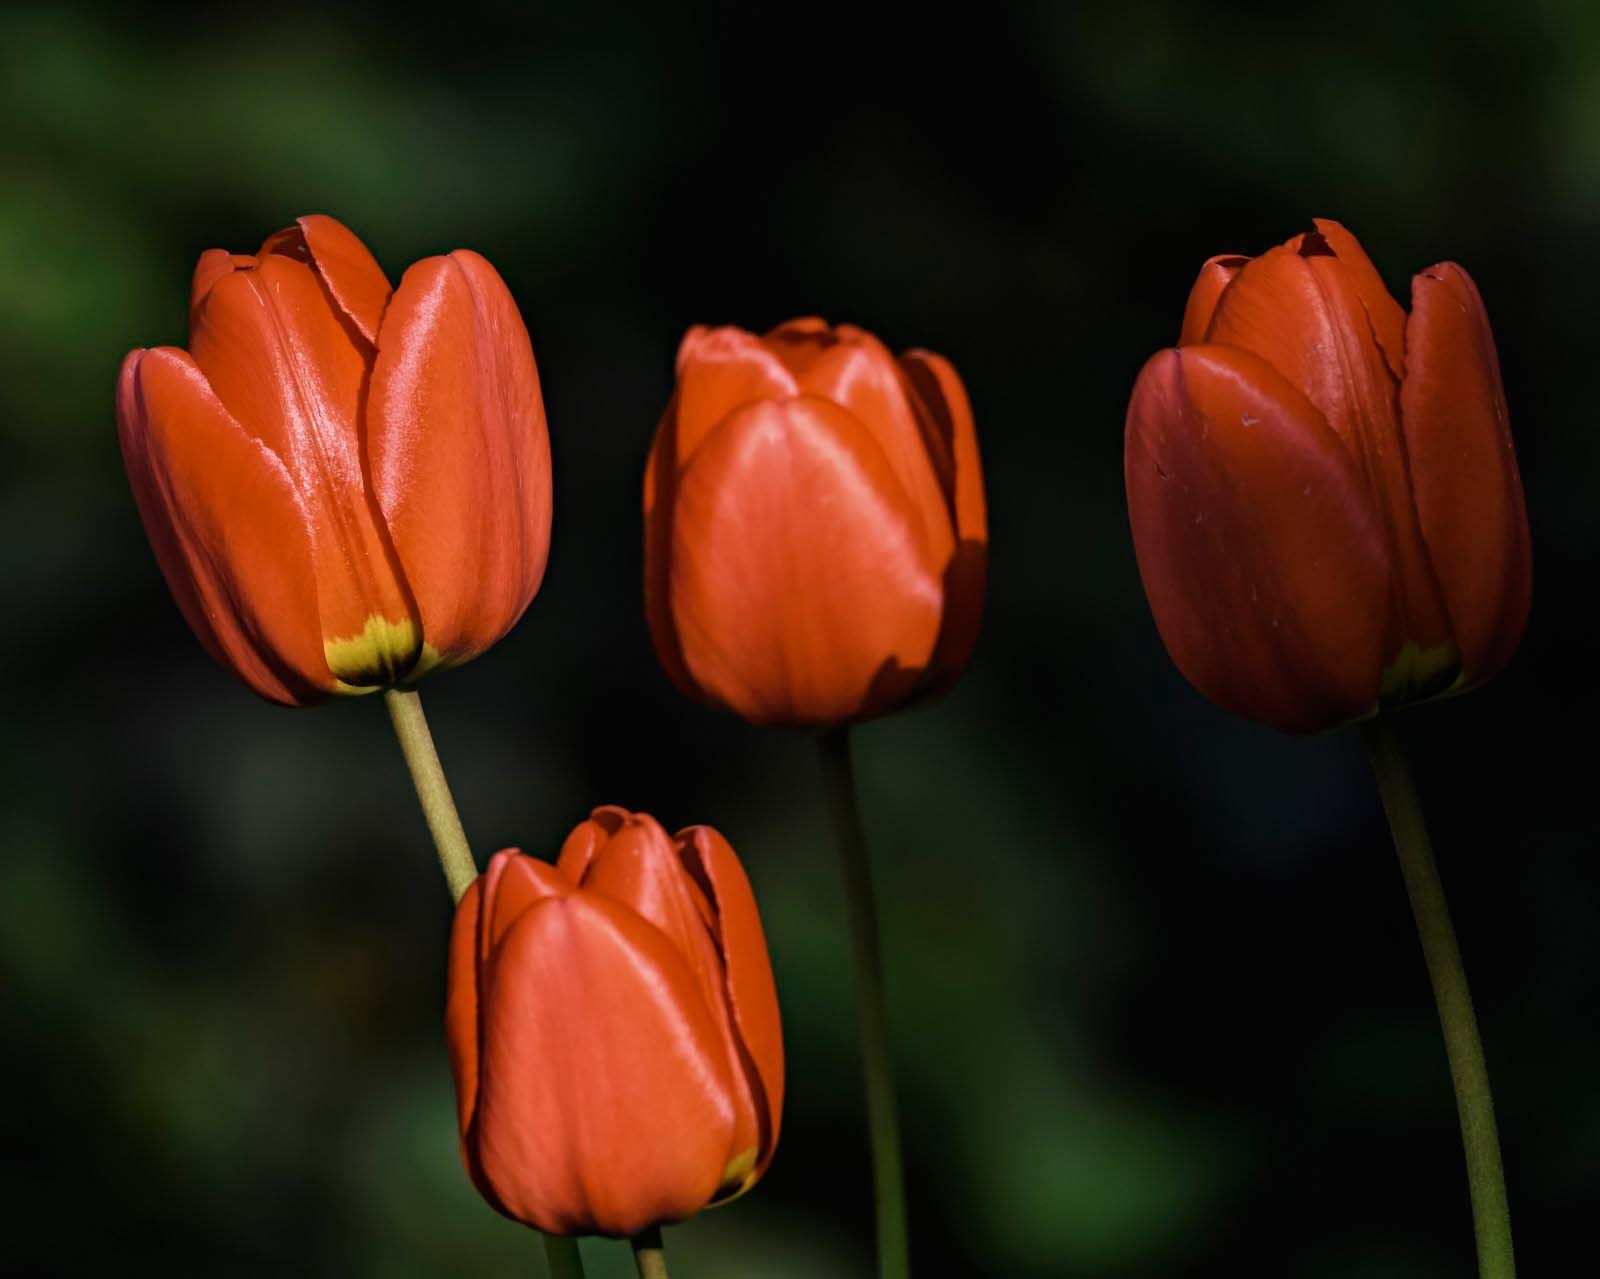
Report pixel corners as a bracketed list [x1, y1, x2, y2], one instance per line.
[645, 318, 987, 727]
[116, 215, 552, 706]
[446, 807, 784, 1238]
[1125, 220, 1531, 733]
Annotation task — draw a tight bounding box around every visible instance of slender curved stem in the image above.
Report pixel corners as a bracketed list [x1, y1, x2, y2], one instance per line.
[817, 726, 910, 1279]
[631, 1227, 669, 1279]
[382, 687, 587, 1279]
[383, 688, 477, 902]
[1361, 717, 1515, 1279]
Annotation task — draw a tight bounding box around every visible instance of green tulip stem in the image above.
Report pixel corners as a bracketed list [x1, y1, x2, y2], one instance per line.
[382, 687, 588, 1279]
[1361, 717, 1515, 1279]
[383, 688, 478, 902]
[631, 1228, 669, 1279]
[818, 726, 910, 1279]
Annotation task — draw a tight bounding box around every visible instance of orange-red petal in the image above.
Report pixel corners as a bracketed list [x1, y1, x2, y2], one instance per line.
[900, 349, 987, 698]
[116, 347, 330, 704]
[1206, 240, 1453, 667]
[672, 326, 798, 466]
[1125, 344, 1391, 732]
[188, 250, 418, 682]
[1179, 254, 1248, 346]
[667, 395, 943, 726]
[367, 250, 552, 673]
[296, 214, 393, 347]
[679, 824, 784, 1183]
[1400, 263, 1532, 685]
[471, 890, 735, 1237]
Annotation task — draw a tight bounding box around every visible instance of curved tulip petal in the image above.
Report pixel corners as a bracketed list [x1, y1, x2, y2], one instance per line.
[673, 326, 798, 465]
[1178, 254, 1248, 346]
[480, 847, 571, 958]
[368, 250, 552, 676]
[446, 876, 484, 1134]
[189, 249, 256, 325]
[189, 252, 419, 685]
[778, 325, 956, 570]
[680, 824, 784, 1186]
[116, 348, 330, 704]
[900, 349, 987, 698]
[472, 891, 736, 1237]
[1309, 219, 1407, 382]
[1401, 263, 1532, 684]
[296, 214, 393, 347]
[668, 396, 944, 726]
[1207, 242, 1453, 667]
[1125, 345, 1391, 732]
[644, 404, 709, 702]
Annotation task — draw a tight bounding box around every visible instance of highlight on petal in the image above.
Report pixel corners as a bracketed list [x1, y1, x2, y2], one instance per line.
[667, 395, 944, 726]
[780, 325, 956, 571]
[1178, 254, 1249, 346]
[471, 891, 736, 1237]
[368, 250, 552, 673]
[1125, 345, 1391, 733]
[1400, 262, 1532, 685]
[116, 347, 329, 705]
[189, 249, 419, 682]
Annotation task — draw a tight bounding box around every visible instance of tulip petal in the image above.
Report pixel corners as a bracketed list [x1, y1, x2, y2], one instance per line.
[116, 348, 329, 704]
[367, 250, 552, 676]
[295, 214, 393, 347]
[481, 847, 571, 959]
[679, 824, 785, 1187]
[1400, 263, 1532, 685]
[447, 876, 484, 1136]
[1125, 345, 1391, 732]
[668, 396, 944, 726]
[1179, 254, 1249, 346]
[189, 252, 420, 685]
[1207, 240, 1454, 669]
[672, 325, 798, 466]
[758, 322, 957, 573]
[900, 349, 987, 699]
[473, 891, 736, 1237]
[189, 250, 256, 326]
[1309, 219, 1407, 383]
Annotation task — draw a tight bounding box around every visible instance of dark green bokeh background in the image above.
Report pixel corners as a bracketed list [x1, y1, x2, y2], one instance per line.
[3, 2, 1595, 1274]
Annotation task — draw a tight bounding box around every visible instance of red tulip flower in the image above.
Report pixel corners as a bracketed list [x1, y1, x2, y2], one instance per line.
[446, 807, 784, 1238]
[645, 318, 987, 727]
[1125, 220, 1531, 733]
[116, 215, 552, 706]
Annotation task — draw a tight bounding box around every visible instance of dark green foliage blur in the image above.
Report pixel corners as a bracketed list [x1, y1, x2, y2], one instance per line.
[2, 1, 1596, 1274]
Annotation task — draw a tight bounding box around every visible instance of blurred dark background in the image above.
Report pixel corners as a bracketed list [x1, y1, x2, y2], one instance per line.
[3, 1, 1595, 1274]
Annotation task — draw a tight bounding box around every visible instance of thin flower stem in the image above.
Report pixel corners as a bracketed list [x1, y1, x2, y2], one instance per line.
[381, 687, 587, 1279]
[817, 726, 910, 1279]
[631, 1228, 669, 1279]
[1361, 717, 1515, 1279]
[383, 688, 477, 902]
